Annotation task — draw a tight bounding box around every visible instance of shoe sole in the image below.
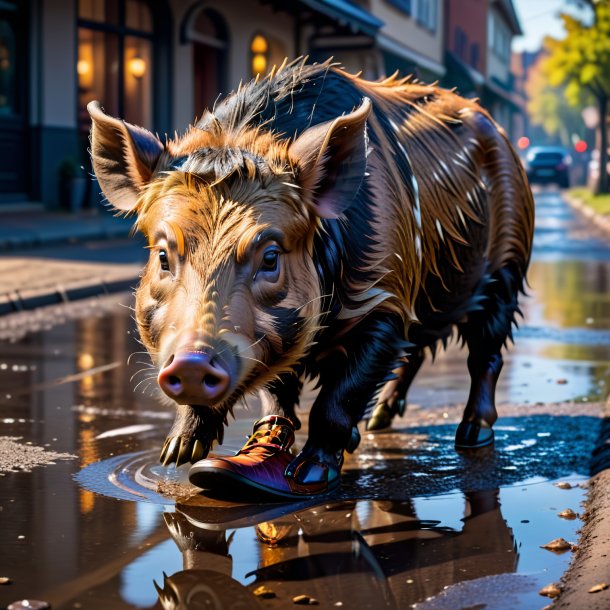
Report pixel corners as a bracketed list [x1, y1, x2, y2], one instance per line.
[189, 464, 341, 502]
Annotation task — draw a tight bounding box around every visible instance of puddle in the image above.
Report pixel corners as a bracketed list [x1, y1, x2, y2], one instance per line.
[64, 475, 586, 610]
[0, 189, 607, 609]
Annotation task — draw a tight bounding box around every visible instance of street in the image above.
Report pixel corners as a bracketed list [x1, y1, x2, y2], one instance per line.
[0, 188, 608, 609]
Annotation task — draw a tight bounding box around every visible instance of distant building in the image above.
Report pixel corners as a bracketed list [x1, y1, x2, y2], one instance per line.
[443, 0, 486, 98]
[443, 0, 524, 142]
[483, 0, 523, 139]
[7, 0, 534, 210]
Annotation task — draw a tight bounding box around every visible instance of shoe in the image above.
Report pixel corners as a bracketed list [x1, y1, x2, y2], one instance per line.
[189, 415, 338, 500]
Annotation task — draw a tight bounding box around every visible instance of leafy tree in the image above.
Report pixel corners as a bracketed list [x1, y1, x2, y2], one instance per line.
[526, 56, 587, 146]
[541, 1, 610, 193]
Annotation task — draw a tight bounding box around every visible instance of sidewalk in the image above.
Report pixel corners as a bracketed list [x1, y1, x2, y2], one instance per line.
[0, 210, 144, 315]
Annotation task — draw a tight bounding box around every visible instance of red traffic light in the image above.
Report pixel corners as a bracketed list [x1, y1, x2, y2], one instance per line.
[574, 140, 587, 153]
[517, 136, 530, 150]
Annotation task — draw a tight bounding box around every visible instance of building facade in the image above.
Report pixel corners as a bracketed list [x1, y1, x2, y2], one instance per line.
[443, 0, 524, 141]
[1, 0, 522, 211]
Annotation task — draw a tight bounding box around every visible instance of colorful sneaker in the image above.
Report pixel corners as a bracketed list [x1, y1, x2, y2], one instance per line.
[189, 415, 336, 499]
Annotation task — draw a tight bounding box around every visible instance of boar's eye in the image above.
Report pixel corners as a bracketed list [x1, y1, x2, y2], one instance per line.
[255, 246, 281, 281]
[158, 249, 170, 272]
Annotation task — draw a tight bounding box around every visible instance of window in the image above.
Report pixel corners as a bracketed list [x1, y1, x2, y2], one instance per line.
[0, 18, 16, 116]
[454, 27, 468, 61]
[77, 0, 154, 133]
[415, 0, 437, 32]
[489, 11, 511, 61]
[470, 42, 480, 70]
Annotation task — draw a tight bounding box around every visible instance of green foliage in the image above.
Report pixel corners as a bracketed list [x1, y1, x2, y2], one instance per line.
[541, 4, 610, 104]
[526, 57, 586, 144]
[570, 187, 610, 214]
[541, 1, 610, 193]
[58, 158, 83, 181]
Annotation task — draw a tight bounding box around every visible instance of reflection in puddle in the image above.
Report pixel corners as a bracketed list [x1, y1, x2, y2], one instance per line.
[109, 482, 584, 610]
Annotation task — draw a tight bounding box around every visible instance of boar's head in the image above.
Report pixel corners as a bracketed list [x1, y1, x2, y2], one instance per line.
[88, 97, 370, 464]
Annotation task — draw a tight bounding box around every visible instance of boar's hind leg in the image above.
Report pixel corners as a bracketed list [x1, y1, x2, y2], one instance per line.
[286, 314, 406, 489]
[366, 351, 424, 431]
[160, 405, 224, 467]
[456, 265, 523, 450]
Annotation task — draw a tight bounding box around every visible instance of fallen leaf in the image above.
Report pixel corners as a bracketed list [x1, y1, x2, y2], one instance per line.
[539, 583, 562, 598]
[540, 538, 573, 553]
[555, 482, 573, 490]
[558, 508, 578, 520]
[556, 378, 568, 384]
[293, 594, 319, 605]
[588, 583, 609, 593]
[253, 585, 276, 599]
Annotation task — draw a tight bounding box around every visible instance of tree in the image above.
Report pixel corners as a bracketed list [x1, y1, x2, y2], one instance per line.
[541, 1, 610, 193]
[526, 55, 587, 147]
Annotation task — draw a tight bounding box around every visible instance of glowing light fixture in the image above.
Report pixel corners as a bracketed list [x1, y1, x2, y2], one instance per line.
[251, 34, 269, 76]
[128, 56, 147, 78]
[77, 59, 91, 76]
[251, 35, 268, 54]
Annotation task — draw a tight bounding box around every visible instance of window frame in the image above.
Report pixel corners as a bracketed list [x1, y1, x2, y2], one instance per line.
[77, 0, 156, 123]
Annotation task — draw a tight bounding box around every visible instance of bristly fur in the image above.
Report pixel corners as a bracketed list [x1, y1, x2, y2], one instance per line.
[89, 57, 535, 465]
[136, 58, 533, 343]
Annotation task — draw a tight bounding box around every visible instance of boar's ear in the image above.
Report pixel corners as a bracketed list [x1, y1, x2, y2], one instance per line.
[88, 100, 164, 212]
[289, 97, 371, 219]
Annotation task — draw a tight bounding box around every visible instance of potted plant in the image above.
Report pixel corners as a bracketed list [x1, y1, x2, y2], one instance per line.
[58, 158, 87, 213]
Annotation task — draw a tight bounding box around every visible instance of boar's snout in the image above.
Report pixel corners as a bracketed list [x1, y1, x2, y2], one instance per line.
[158, 350, 233, 406]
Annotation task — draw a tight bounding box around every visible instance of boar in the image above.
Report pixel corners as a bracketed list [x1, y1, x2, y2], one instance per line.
[88, 58, 534, 498]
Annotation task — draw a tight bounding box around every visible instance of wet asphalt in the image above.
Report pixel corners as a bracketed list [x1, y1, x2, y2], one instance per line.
[0, 187, 609, 609]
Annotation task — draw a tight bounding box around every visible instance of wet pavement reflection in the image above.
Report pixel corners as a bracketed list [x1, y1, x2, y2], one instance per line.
[0, 189, 607, 609]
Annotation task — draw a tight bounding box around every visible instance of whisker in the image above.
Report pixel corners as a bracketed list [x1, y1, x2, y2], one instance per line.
[133, 375, 157, 392]
[296, 292, 333, 312]
[240, 355, 270, 370]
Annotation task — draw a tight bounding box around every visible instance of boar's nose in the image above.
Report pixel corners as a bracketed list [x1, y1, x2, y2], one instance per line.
[158, 351, 231, 405]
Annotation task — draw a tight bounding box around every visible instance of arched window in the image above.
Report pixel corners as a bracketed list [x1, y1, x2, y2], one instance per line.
[182, 5, 229, 116]
[77, 0, 155, 132]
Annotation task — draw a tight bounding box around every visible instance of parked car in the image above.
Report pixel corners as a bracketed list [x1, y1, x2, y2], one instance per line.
[525, 146, 572, 188]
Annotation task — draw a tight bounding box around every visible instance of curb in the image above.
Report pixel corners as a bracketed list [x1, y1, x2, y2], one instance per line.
[563, 193, 610, 237]
[555, 472, 610, 609]
[0, 275, 137, 316]
[552, 194, 610, 608]
[0, 214, 134, 252]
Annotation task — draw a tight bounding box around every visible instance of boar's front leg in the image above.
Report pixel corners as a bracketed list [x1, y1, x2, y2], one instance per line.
[286, 314, 406, 491]
[259, 371, 304, 430]
[160, 405, 225, 467]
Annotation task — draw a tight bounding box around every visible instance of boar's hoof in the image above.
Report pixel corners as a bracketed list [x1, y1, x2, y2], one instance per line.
[160, 436, 210, 467]
[454, 419, 495, 451]
[284, 446, 343, 496]
[366, 398, 405, 431]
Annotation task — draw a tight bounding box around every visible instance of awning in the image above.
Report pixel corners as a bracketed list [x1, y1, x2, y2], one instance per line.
[299, 0, 384, 36]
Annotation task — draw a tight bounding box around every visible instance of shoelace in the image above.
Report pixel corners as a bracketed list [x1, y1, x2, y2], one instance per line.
[239, 425, 293, 456]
